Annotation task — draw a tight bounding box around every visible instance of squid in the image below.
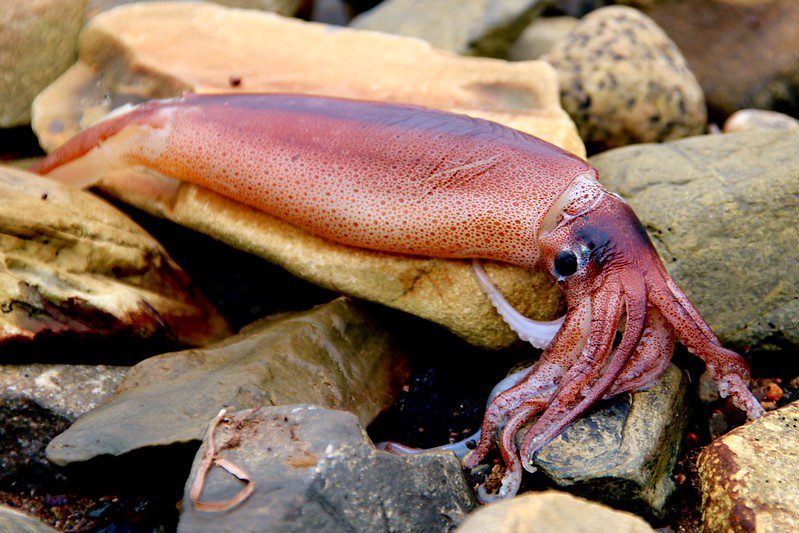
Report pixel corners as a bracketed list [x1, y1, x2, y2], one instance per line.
[32, 94, 763, 501]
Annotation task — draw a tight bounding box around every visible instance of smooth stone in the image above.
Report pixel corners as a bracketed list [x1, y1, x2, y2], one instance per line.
[84, 0, 303, 20]
[350, 0, 546, 58]
[0, 166, 229, 351]
[0, 505, 58, 533]
[0, 364, 126, 420]
[544, 6, 706, 151]
[531, 365, 688, 518]
[697, 401, 799, 532]
[509, 16, 579, 61]
[634, 0, 799, 120]
[178, 405, 476, 531]
[723, 109, 799, 133]
[0, 0, 85, 127]
[591, 130, 799, 353]
[32, 2, 579, 350]
[46, 298, 408, 466]
[458, 490, 654, 533]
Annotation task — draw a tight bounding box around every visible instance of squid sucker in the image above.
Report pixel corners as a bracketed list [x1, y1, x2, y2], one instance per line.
[32, 93, 764, 502]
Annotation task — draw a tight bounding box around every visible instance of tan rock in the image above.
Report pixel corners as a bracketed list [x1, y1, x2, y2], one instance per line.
[457, 490, 654, 533]
[0, 0, 86, 127]
[0, 166, 229, 350]
[84, 0, 304, 20]
[544, 6, 706, 150]
[697, 401, 799, 532]
[350, 0, 546, 57]
[32, 1, 578, 348]
[723, 109, 799, 133]
[509, 16, 578, 61]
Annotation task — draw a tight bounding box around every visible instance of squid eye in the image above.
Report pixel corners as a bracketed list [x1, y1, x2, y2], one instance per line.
[554, 250, 578, 277]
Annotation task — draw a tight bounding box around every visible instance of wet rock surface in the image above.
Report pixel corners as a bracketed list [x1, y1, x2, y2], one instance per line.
[0, 505, 57, 532]
[46, 298, 408, 466]
[532, 365, 689, 518]
[545, 6, 706, 151]
[457, 490, 654, 533]
[0, 166, 229, 352]
[351, 0, 546, 57]
[697, 401, 799, 532]
[179, 405, 476, 531]
[591, 130, 799, 353]
[723, 108, 799, 134]
[635, 0, 799, 120]
[0, 0, 85, 128]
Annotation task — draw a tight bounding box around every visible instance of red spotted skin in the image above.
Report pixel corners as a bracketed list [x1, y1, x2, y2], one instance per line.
[124, 94, 590, 268]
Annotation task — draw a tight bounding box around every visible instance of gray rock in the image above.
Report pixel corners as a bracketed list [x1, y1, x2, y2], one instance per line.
[458, 490, 654, 533]
[0, 505, 57, 533]
[544, 6, 706, 151]
[46, 298, 408, 465]
[591, 130, 799, 353]
[350, 0, 546, 58]
[0, 0, 86, 127]
[531, 365, 689, 518]
[0, 364, 126, 420]
[178, 405, 475, 532]
[509, 16, 578, 61]
[697, 401, 799, 532]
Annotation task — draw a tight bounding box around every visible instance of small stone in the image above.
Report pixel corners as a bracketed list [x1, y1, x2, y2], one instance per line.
[544, 6, 706, 151]
[509, 16, 578, 61]
[0, 0, 85, 127]
[697, 401, 799, 532]
[531, 365, 689, 518]
[0, 505, 58, 532]
[178, 405, 475, 531]
[591, 130, 799, 353]
[723, 109, 799, 134]
[46, 298, 408, 466]
[350, 0, 546, 58]
[84, 0, 304, 20]
[457, 490, 654, 533]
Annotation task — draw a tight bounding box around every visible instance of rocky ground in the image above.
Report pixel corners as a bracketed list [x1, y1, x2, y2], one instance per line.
[1, 0, 798, 531]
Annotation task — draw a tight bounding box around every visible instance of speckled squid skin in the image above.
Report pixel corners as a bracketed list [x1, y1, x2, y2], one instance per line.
[34, 94, 591, 269]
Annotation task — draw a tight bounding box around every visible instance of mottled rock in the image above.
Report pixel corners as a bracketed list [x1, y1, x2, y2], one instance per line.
[350, 0, 546, 57]
[531, 365, 688, 518]
[0, 364, 126, 420]
[0, 166, 229, 351]
[0, 0, 86, 127]
[723, 109, 799, 134]
[545, 6, 706, 151]
[509, 16, 578, 61]
[635, 0, 799, 119]
[697, 401, 799, 532]
[0, 506, 57, 533]
[32, 2, 578, 349]
[178, 405, 475, 531]
[46, 299, 408, 466]
[591, 131, 799, 352]
[458, 490, 653, 533]
[85, 0, 303, 20]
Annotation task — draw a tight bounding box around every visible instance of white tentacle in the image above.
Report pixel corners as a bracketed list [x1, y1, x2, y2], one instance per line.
[473, 261, 564, 349]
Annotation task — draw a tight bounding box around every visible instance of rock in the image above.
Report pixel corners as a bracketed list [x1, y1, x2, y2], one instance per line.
[350, 0, 546, 58]
[531, 365, 688, 518]
[591, 130, 799, 353]
[0, 364, 126, 420]
[723, 109, 799, 134]
[0, 506, 57, 533]
[0, 166, 229, 351]
[458, 490, 654, 533]
[509, 16, 579, 61]
[633, 0, 799, 120]
[32, 1, 579, 350]
[84, 0, 304, 20]
[46, 298, 408, 466]
[0, 0, 86, 127]
[697, 401, 799, 532]
[544, 6, 706, 151]
[178, 405, 475, 531]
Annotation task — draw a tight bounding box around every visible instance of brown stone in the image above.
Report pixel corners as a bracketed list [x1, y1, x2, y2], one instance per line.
[697, 401, 799, 532]
[0, 166, 229, 351]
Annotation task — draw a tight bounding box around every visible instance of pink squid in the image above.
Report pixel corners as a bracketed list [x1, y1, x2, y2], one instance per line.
[32, 93, 763, 501]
